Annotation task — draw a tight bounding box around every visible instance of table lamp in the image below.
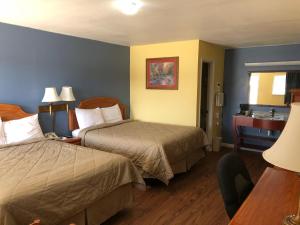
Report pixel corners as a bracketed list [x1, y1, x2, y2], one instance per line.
[59, 86, 76, 112]
[263, 103, 300, 225]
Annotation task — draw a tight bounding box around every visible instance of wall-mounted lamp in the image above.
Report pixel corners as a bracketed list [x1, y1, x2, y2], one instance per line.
[40, 86, 76, 114]
[39, 86, 76, 135]
[41, 87, 61, 115]
[41, 87, 61, 134]
[60, 86, 76, 112]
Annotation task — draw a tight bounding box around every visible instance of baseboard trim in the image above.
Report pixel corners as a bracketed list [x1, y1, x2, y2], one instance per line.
[221, 143, 263, 153]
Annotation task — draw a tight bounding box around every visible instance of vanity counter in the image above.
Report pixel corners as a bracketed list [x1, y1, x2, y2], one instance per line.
[232, 115, 286, 151]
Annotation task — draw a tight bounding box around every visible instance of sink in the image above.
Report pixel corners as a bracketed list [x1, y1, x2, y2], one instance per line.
[251, 111, 289, 121]
[252, 115, 287, 121]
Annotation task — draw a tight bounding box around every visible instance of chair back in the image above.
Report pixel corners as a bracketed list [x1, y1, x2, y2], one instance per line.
[217, 152, 254, 219]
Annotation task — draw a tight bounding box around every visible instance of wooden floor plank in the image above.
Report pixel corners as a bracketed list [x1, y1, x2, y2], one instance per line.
[103, 149, 267, 225]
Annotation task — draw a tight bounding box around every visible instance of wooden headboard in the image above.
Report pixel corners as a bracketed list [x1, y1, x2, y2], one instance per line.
[68, 97, 127, 131]
[0, 104, 32, 121]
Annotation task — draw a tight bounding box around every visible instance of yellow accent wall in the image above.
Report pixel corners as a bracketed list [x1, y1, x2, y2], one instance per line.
[256, 72, 285, 106]
[130, 40, 200, 126]
[198, 41, 225, 138]
[130, 40, 225, 137]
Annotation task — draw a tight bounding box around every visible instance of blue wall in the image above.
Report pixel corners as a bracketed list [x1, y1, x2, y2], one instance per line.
[0, 22, 130, 136]
[223, 44, 300, 143]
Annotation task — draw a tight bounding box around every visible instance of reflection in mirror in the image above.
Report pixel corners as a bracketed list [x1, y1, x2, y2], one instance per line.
[249, 72, 287, 106]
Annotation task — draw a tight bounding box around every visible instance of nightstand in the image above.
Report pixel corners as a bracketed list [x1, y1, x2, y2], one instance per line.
[59, 137, 81, 145]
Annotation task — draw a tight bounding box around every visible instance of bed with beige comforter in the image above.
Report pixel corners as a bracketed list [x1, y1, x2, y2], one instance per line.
[78, 120, 208, 185]
[0, 138, 144, 225]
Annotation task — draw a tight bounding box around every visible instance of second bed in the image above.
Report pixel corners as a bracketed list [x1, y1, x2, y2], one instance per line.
[70, 97, 209, 185]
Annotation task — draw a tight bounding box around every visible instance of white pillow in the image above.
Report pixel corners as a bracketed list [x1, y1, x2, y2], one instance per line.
[3, 114, 44, 144]
[100, 104, 123, 123]
[75, 108, 105, 129]
[0, 118, 6, 145]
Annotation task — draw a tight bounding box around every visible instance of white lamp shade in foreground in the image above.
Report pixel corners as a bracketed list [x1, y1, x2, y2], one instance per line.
[60, 86, 76, 101]
[42, 87, 61, 103]
[263, 103, 300, 173]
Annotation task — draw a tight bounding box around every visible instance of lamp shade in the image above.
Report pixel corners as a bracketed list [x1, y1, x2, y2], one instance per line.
[60, 86, 75, 101]
[263, 103, 300, 173]
[42, 87, 61, 102]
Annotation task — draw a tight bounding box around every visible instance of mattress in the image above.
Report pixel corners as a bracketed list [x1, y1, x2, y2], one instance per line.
[78, 120, 208, 184]
[0, 138, 144, 225]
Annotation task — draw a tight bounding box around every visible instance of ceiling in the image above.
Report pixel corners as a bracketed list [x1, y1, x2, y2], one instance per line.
[0, 0, 300, 48]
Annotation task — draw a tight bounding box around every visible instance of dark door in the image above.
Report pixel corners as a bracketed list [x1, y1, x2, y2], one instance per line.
[200, 62, 209, 132]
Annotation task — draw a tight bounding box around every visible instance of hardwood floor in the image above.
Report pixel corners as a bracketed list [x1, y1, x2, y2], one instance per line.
[103, 149, 267, 225]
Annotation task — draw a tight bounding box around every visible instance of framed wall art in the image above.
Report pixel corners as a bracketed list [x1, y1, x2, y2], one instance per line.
[146, 57, 179, 90]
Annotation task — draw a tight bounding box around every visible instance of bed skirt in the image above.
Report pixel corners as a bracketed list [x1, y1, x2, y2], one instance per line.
[59, 184, 134, 225]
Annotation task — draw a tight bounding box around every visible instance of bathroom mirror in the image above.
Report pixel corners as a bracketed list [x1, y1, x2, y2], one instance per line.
[248, 71, 300, 106]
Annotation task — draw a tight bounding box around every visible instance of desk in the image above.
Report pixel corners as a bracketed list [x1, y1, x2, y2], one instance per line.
[232, 115, 286, 151]
[229, 167, 300, 225]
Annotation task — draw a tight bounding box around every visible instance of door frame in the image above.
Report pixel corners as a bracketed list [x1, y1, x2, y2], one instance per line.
[197, 58, 215, 148]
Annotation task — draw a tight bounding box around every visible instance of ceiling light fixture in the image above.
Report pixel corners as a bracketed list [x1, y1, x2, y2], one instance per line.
[114, 0, 143, 15]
